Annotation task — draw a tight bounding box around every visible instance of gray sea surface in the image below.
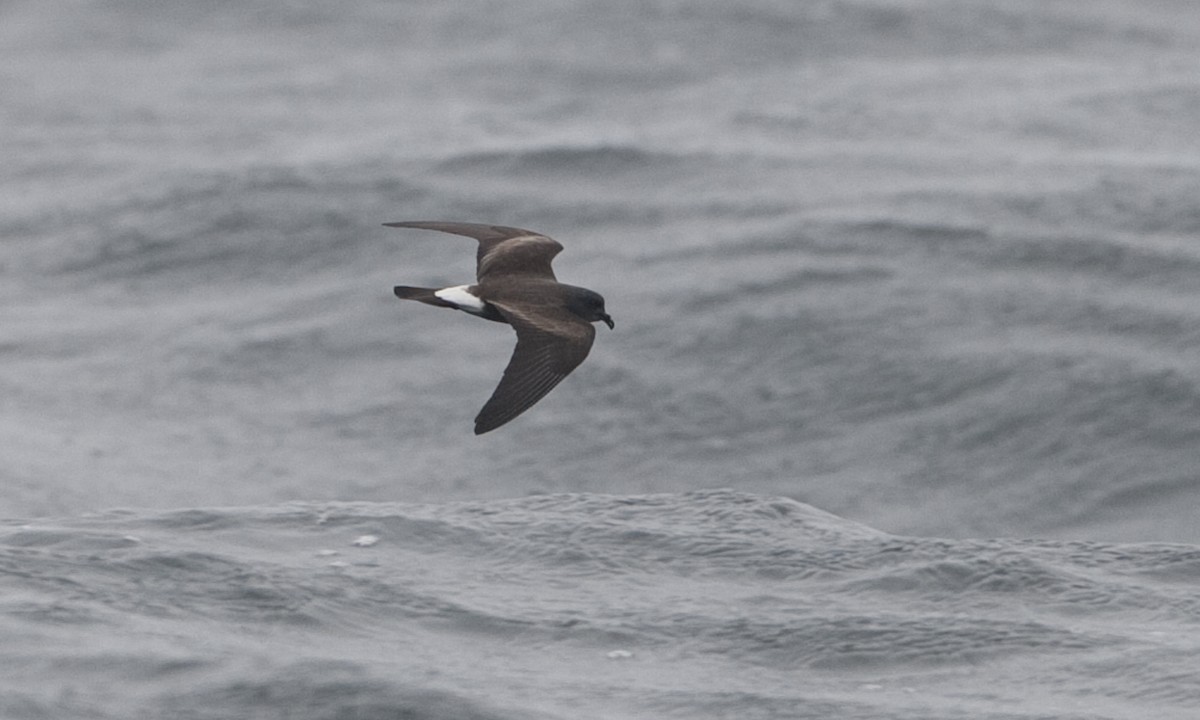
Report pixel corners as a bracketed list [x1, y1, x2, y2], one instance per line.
[5, 1, 1200, 717]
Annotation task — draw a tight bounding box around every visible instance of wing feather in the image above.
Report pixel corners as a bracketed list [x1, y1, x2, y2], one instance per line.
[473, 303, 597, 434]
[383, 221, 562, 282]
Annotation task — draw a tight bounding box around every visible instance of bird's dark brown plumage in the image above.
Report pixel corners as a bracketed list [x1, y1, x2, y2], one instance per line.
[386, 221, 613, 434]
[385, 221, 564, 282]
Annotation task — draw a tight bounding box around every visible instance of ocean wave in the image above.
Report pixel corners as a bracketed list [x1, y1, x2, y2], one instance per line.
[4, 491, 1200, 718]
[44, 165, 427, 281]
[433, 144, 689, 178]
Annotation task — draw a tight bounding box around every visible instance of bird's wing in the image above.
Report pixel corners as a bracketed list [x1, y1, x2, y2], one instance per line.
[383, 221, 563, 282]
[473, 302, 597, 434]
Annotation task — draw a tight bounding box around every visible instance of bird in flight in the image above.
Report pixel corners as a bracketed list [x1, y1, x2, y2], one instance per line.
[387, 221, 614, 434]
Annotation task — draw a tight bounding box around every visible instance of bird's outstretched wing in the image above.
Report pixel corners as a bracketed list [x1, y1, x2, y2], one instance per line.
[383, 221, 563, 282]
[473, 302, 597, 434]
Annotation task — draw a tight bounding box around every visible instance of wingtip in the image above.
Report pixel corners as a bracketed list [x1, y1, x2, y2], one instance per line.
[383, 220, 459, 228]
[473, 411, 510, 435]
[381, 221, 545, 246]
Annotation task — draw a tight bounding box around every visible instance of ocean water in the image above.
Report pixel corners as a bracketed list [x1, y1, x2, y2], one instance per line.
[5, 0, 1200, 717]
[6, 491, 1200, 720]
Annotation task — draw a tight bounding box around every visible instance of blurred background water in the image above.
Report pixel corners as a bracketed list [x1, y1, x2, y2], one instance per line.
[5, 1, 1200, 718]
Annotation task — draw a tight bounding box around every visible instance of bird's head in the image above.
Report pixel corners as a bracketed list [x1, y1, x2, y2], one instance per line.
[567, 287, 614, 329]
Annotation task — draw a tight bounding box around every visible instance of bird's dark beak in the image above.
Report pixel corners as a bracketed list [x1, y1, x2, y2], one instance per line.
[601, 313, 614, 330]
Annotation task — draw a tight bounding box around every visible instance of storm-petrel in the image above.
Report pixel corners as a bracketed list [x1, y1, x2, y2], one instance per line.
[386, 221, 614, 434]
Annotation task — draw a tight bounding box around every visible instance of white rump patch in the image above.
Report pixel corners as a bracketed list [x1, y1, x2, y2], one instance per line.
[435, 285, 487, 312]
